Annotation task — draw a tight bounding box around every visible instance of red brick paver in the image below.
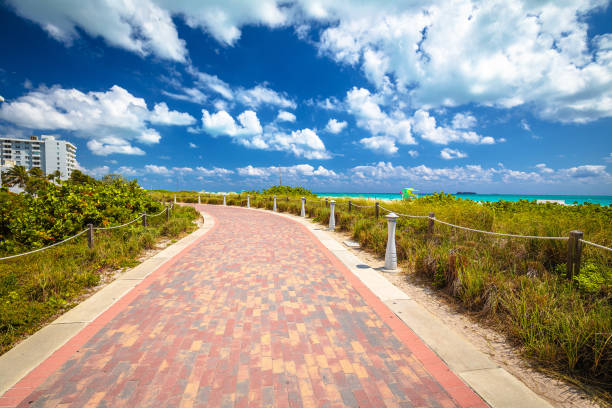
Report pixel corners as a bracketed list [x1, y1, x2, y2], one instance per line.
[2, 205, 486, 407]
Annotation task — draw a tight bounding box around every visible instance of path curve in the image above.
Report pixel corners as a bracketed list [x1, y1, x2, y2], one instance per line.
[3, 205, 485, 407]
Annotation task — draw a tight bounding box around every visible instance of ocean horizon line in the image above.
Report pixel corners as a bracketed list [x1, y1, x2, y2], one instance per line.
[315, 192, 612, 197]
[314, 192, 612, 206]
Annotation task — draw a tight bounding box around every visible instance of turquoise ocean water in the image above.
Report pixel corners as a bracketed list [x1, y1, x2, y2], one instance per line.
[316, 193, 612, 206]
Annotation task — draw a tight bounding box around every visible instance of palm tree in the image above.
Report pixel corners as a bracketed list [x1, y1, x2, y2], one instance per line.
[47, 169, 61, 181]
[28, 167, 44, 178]
[3, 165, 29, 188]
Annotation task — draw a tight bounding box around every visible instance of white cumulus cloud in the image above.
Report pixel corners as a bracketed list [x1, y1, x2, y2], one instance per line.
[360, 136, 398, 155]
[349, 161, 611, 186]
[237, 165, 269, 177]
[277, 110, 296, 122]
[9, 1, 611, 124]
[346, 87, 415, 153]
[325, 118, 347, 134]
[6, 0, 188, 62]
[83, 165, 110, 178]
[440, 148, 467, 160]
[87, 138, 145, 156]
[0, 85, 192, 155]
[236, 85, 296, 109]
[149, 102, 196, 125]
[412, 110, 494, 145]
[201, 109, 263, 138]
[237, 164, 338, 178]
[562, 165, 609, 179]
[451, 113, 477, 130]
[145, 164, 171, 175]
[167, 66, 296, 111]
[197, 110, 331, 159]
[196, 166, 235, 177]
[314, 0, 612, 123]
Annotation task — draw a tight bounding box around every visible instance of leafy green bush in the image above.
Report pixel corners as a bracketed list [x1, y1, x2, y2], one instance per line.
[573, 262, 611, 294]
[0, 178, 162, 255]
[248, 185, 317, 197]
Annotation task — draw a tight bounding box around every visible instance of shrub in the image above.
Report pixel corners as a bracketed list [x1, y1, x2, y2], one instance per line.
[1, 178, 162, 256]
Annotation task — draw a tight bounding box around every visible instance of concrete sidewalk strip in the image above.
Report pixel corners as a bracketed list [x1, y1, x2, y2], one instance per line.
[0, 213, 215, 398]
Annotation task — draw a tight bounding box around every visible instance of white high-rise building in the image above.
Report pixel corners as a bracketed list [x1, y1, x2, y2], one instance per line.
[0, 135, 77, 179]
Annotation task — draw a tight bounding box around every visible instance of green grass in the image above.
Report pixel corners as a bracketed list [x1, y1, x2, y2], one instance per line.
[195, 192, 611, 397]
[147, 189, 202, 203]
[0, 205, 199, 355]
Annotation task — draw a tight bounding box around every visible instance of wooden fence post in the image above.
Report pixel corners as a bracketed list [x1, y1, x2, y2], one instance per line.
[348, 200, 352, 212]
[428, 212, 435, 235]
[142, 213, 147, 227]
[166, 205, 169, 222]
[286, 196, 289, 202]
[567, 230, 583, 279]
[87, 224, 94, 249]
[325, 198, 328, 207]
[375, 202, 379, 219]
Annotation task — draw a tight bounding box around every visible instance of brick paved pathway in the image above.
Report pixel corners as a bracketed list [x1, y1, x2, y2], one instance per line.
[3, 205, 485, 407]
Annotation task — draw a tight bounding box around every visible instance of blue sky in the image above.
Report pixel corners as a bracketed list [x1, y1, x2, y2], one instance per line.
[0, 1, 611, 194]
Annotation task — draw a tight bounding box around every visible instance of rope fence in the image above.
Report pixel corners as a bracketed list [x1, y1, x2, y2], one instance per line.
[0, 229, 88, 261]
[351, 203, 376, 208]
[580, 239, 612, 252]
[0, 205, 174, 261]
[147, 208, 169, 218]
[429, 217, 568, 240]
[94, 214, 144, 230]
[379, 205, 428, 219]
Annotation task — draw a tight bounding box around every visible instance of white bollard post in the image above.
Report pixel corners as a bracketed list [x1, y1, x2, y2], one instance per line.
[273, 195, 277, 212]
[198, 193, 200, 204]
[247, 195, 250, 208]
[328, 200, 336, 231]
[174, 193, 177, 204]
[384, 213, 399, 271]
[301, 197, 306, 217]
[223, 194, 227, 206]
